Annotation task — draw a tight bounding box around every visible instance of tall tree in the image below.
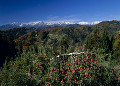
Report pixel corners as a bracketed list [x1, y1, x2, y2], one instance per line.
[113, 31, 120, 59]
[100, 28, 110, 52]
[0, 33, 17, 67]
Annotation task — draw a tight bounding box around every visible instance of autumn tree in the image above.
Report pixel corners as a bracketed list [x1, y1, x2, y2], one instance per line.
[113, 31, 120, 60]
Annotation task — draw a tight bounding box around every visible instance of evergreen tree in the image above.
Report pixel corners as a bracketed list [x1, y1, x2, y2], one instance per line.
[100, 28, 110, 52]
[85, 34, 92, 50]
[113, 31, 120, 59]
[92, 29, 101, 48]
[59, 36, 69, 54]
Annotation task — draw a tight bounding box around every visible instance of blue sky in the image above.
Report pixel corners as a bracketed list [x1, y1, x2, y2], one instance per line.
[0, 0, 120, 25]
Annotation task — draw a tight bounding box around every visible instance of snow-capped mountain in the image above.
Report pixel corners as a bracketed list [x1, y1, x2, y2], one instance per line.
[0, 22, 22, 30]
[20, 21, 74, 27]
[78, 21, 101, 25]
[0, 21, 101, 30]
[0, 21, 73, 30]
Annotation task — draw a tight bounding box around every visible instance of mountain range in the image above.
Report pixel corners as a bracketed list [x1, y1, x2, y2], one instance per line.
[0, 21, 101, 30]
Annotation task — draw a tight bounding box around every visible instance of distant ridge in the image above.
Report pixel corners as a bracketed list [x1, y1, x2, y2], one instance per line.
[0, 21, 101, 30]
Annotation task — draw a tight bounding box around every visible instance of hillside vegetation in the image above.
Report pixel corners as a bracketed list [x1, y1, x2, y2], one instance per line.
[0, 21, 120, 86]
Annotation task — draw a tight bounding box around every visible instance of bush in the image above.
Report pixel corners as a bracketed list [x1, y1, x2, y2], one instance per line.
[0, 46, 120, 86]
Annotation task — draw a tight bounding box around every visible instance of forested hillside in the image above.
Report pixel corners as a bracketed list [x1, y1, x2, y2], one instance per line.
[0, 21, 120, 86]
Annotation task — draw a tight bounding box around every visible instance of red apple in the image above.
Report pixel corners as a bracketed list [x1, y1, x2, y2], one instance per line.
[85, 73, 88, 76]
[69, 78, 72, 81]
[33, 69, 35, 72]
[69, 70, 71, 72]
[94, 61, 97, 64]
[54, 68, 57, 70]
[62, 71, 64, 74]
[80, 70, 82, 72]
[83, 67, 86, 69]
[68, 63, 70, 66]
[51, 68, 54, 71]
[39, 75, 42, 78]
[98, 56, 100, 58]
[91, 59, 93, 62]
[28, 77, 31, 79]
[79, 67, 81, 69]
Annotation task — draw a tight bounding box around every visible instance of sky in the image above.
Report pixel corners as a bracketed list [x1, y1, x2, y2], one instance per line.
[0, 0, 120, 25]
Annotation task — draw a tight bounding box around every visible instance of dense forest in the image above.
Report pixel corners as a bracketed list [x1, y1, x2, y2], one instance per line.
[0, 20, 120, 86]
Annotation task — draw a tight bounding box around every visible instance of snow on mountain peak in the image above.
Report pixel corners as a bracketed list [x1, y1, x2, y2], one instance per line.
[24, 21, 44, 25]
[78, 22, 89, 25]
[10, 21, 101, 27]
[78, 21, 101, 25]
[0, 21, 101, 29]
[44, 21, 74, 25]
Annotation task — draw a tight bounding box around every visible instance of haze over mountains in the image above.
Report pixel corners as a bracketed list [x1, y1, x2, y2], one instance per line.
[0, 21, 101, 30]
